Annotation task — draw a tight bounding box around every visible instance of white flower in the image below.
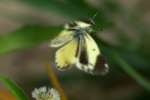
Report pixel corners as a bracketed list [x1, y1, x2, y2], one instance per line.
[32, 86, 60, 100]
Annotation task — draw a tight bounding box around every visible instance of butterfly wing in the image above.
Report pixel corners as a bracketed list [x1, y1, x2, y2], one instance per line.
[76, 34, 109, 75]
[55, 38, 79, 70]
[50, 30, 74, 48]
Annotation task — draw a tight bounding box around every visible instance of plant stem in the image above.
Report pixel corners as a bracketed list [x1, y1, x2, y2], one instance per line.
[45, 64, 68, 100]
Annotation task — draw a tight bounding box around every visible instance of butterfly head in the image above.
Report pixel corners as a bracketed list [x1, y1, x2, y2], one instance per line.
[65, 20, 94, 34]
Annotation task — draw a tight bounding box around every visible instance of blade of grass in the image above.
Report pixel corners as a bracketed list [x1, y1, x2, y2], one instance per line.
[111, 51, 150, 92]
[0, 75, 28, 100]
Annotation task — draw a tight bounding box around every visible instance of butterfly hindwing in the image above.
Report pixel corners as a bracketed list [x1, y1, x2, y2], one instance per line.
[55, 39, 79, 70]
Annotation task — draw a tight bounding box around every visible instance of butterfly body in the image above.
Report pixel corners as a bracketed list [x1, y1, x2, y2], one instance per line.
[50, 20, 109, 75]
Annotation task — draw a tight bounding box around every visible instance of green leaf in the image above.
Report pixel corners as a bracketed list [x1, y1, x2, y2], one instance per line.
[0, 75, 28, 100]
[0, 25, 62, 55]
[21, 0, 112, 28]
[21, 0, 88, 19]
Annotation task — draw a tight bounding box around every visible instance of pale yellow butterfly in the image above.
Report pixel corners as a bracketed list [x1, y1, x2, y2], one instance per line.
[50, 20, 109, 75]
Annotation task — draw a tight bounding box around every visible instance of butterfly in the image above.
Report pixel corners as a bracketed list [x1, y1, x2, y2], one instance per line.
[50, 19, 109, 75]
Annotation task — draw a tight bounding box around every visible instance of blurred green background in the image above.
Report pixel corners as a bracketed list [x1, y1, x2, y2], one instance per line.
[0, 0, 150, 100]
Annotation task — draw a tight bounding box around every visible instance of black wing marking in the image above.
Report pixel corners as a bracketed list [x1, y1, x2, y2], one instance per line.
[78, 35, 89, 65]
[93, 55, 109, 75]
[79, 37, 89, 65]
[79, 49, 89, 65]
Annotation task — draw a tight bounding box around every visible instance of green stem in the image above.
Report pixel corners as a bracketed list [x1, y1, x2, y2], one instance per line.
[111, 52, 150, 92]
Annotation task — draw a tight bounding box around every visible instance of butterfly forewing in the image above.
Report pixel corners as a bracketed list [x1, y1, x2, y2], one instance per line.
[76, 33, 109, 75]
[55, 39, 79, 70]
[50, 30, 74, 48]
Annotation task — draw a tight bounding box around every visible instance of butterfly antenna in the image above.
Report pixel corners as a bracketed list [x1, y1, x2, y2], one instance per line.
[92, 12, 98, 20]
[90, 12, 99, 25]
